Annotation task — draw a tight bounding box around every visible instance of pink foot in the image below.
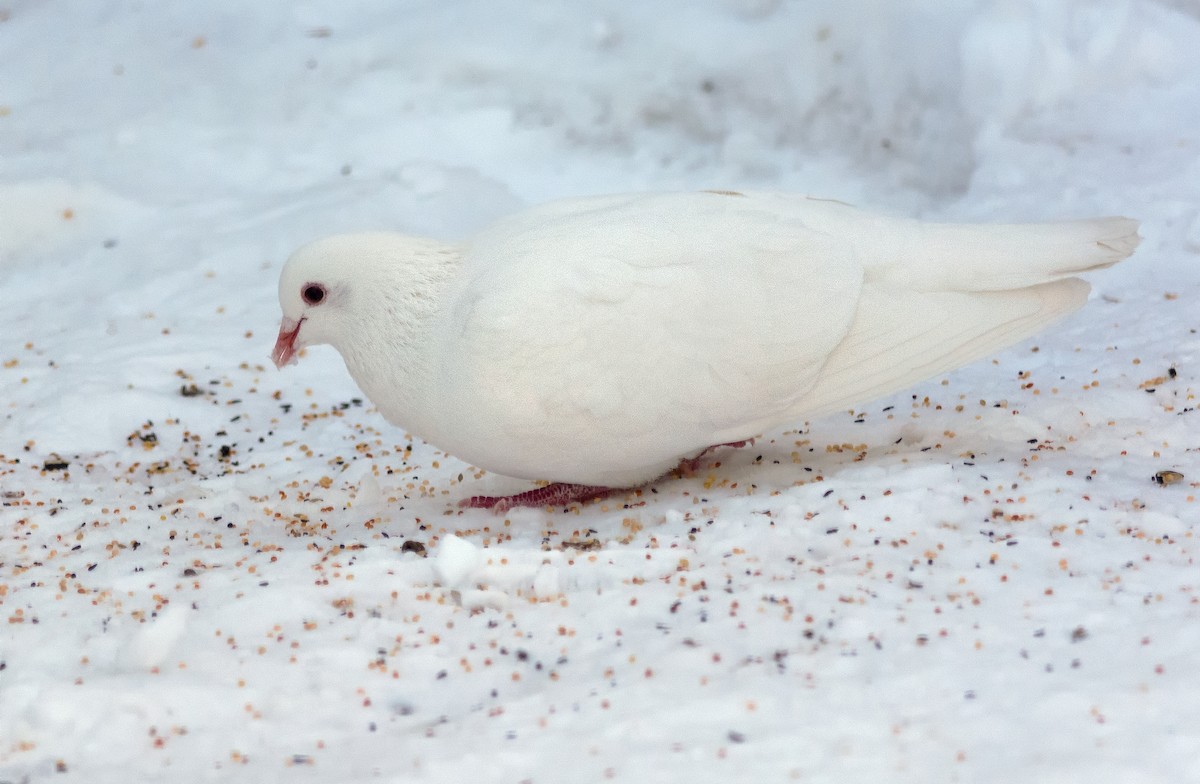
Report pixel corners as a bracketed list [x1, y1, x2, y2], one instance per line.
[460, 482, 616, 513]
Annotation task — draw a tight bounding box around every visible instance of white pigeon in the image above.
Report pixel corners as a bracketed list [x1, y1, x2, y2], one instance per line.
[272, 191, 1139, 510]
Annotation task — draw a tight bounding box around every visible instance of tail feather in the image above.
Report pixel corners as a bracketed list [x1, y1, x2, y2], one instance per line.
[792, 279, 1091, 420]
[730, 193, 1141, 425]
[1091, 217, 1142, 264]
[859, 216, 1141, 293]
[784, 195, 1140, 293]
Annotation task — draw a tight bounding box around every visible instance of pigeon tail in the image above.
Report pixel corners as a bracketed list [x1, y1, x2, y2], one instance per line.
[855, 215, 1141, 293]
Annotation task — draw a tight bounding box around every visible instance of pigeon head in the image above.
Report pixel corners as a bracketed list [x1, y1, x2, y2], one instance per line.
[272, 232, 455, 369]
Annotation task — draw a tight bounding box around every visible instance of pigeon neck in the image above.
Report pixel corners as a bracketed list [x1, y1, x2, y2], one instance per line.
[340, 243, 459, 440]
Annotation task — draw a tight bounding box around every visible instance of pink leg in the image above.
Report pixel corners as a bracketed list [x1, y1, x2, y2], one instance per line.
[675, 439, 753, 477]
[459, 440, 754, 512]
[460, 482, 617, 513]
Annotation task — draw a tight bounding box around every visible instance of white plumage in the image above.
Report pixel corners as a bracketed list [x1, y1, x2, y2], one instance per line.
[272, 191, 1139, 500]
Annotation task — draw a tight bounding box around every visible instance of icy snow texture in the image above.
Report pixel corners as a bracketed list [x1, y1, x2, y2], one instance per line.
[2, 1, 1199, 783]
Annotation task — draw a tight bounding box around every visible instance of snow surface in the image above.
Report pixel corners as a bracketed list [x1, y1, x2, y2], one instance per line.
[2, 1, 1199, 782]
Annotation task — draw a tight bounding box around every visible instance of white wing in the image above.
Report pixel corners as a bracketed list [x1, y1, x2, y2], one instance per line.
[436, 192, 863, 484]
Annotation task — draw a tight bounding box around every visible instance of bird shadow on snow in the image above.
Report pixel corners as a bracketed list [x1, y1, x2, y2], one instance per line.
[420, 405, 1040, 530]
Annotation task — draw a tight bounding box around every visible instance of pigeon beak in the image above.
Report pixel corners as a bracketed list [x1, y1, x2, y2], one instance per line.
[272, 317, 303, 369]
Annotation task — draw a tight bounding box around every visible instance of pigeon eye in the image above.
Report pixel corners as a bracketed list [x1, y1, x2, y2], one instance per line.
[302, 284, 326, 306]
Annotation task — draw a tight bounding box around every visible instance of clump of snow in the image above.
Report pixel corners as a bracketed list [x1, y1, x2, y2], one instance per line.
[433, 535, 482, 589]
[3, 1, 1200, 782]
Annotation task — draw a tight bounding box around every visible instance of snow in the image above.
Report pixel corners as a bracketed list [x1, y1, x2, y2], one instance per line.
[2, 0, 1199, 782]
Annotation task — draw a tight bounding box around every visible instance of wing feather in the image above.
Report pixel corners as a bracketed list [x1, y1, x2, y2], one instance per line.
[794, 279, 1091, 418]
[439, 192, 863, 483]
